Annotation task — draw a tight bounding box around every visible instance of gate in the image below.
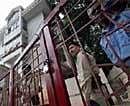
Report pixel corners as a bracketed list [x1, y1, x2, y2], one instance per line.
[0, 0, 129, 106]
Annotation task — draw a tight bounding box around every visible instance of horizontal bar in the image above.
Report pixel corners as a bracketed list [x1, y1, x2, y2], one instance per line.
[0, 71, 9, 81]
[14, 35, 40, 68]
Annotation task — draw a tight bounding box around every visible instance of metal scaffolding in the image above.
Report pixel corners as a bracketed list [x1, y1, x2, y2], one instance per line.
[0, 0, 129, 106]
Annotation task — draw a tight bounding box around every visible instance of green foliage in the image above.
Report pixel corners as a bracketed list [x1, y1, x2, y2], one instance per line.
[48, 0, 110, 64]
[88, 25, 110, 64]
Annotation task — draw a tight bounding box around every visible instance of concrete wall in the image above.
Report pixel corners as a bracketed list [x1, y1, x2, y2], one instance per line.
[27, 12, 44, 42]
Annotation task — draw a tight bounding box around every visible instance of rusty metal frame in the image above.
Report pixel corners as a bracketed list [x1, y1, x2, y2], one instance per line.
[8, 0, 70, 106]
[7, 0, 130, 105]
[52, 0, 130, 106]
[41, 25, 71, 106]
[56, 16, 88, 106]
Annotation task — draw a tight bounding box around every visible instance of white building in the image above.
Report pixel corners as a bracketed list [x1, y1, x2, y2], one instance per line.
[0, 0, 50, 67]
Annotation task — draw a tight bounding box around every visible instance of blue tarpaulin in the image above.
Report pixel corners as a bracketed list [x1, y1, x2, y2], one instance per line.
[100, 10, 130, 66]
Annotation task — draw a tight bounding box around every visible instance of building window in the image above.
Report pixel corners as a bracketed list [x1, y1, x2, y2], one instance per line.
[22, 18, 27, 31]
[8, 27, 11, 34]
[7, 12, 20, 34]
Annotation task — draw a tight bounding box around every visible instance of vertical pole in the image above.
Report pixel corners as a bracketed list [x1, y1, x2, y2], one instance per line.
[56, 16, 87, 106]
[42, 25, 71, 106]
[8, 69, 15, 106]
[40, 31, 58, 106]
[35, 47, 44, 105]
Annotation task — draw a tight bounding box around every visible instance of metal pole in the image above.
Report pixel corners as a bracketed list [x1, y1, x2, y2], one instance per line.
[8, 69, 15, 106]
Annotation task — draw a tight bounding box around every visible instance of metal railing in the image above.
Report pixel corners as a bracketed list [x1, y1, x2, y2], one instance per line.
[2, 0, 129, 106]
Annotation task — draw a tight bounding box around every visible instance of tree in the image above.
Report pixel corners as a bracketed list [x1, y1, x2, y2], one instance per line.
[48, 0, 110, 64]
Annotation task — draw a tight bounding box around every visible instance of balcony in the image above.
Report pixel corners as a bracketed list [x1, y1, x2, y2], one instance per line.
[2, 47, 22, 64]
[4, 27, 21, 45]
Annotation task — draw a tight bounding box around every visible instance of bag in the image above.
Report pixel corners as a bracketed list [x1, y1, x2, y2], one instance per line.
[100, 10, 130, 66]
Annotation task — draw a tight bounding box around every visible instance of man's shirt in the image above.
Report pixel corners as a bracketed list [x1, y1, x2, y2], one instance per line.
[76, 51, 98, 86]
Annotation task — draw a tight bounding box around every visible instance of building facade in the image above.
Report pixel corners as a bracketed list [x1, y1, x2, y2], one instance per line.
[0, 0, 50, 67]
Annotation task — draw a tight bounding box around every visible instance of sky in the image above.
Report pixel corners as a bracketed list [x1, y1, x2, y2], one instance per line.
[0, 0, 34, 28]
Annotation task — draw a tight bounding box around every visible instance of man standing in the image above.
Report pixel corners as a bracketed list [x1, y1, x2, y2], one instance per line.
[68, 41, 99, 105]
